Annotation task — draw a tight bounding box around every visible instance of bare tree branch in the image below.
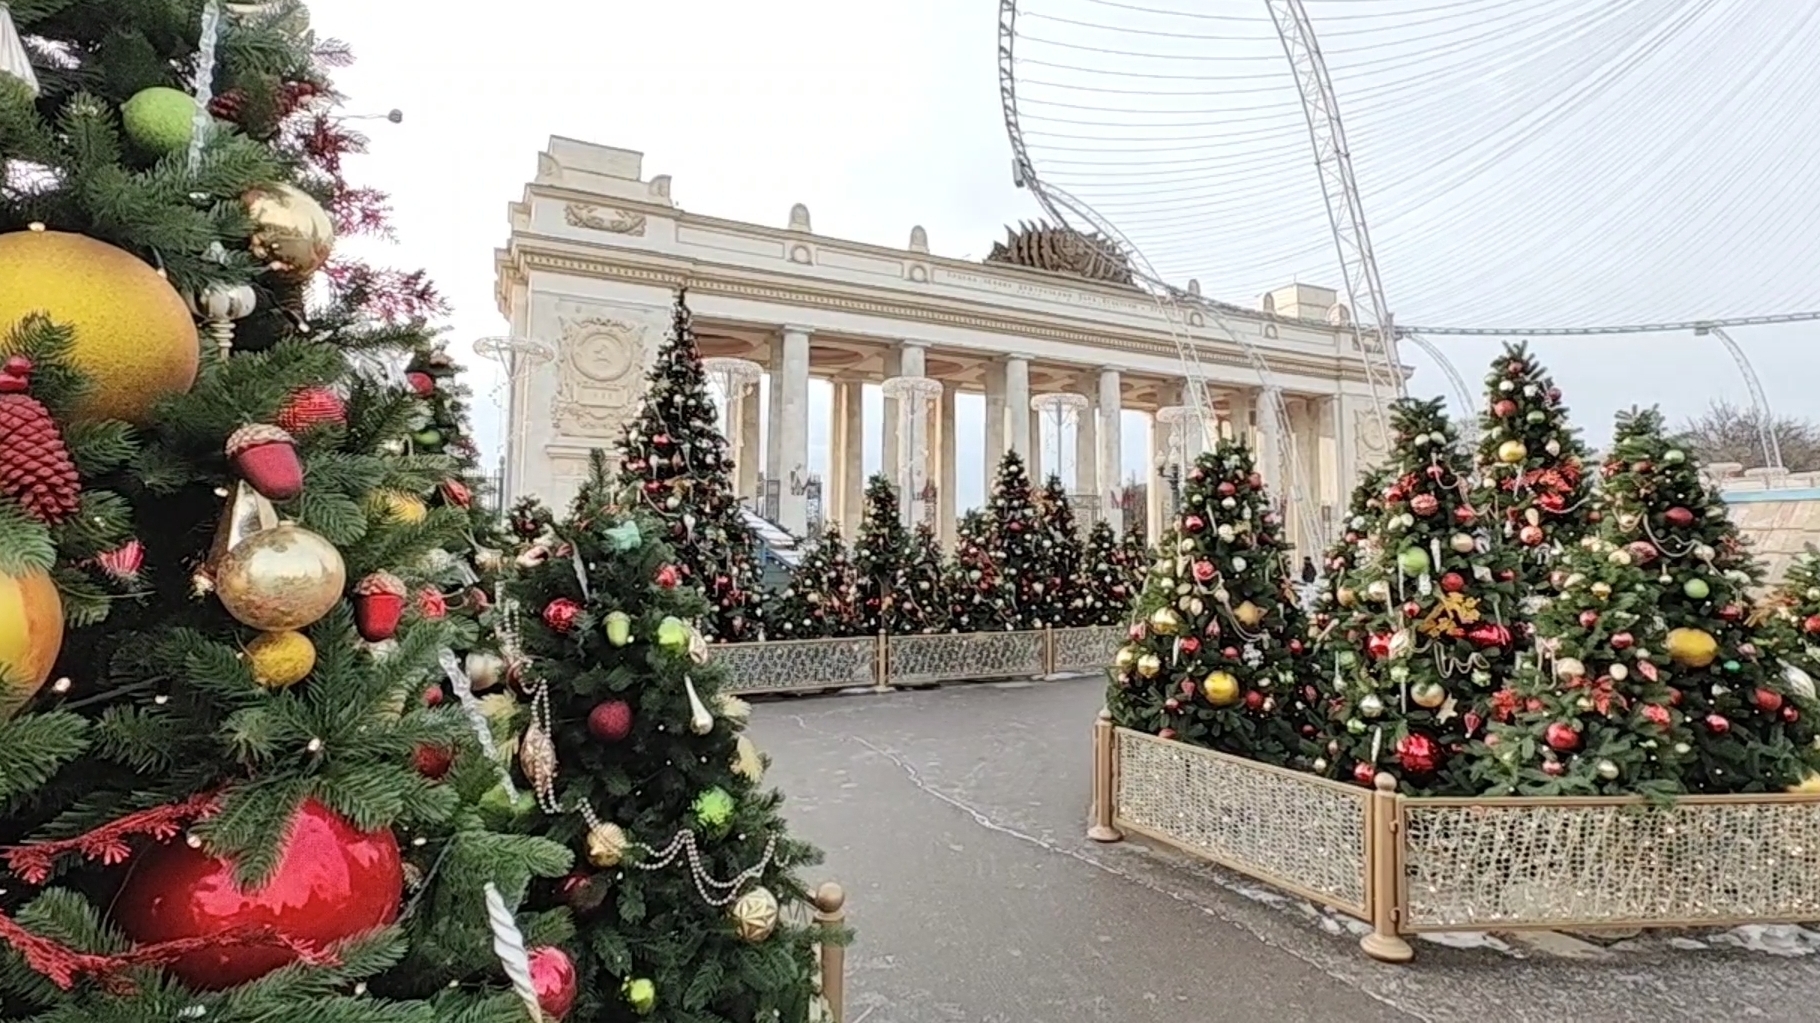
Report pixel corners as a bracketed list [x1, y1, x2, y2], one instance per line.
[1679, 399, 1820, 472]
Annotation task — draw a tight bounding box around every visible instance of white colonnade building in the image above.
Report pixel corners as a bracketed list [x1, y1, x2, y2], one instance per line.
[493, 138, 1395, 552]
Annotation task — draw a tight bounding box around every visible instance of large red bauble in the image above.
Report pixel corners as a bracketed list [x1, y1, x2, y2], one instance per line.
[1465, 623, 1512, 649]
[1542, 759, 1567, 777]
[588, 699, 634, 742]
[1179, 636, 1201, 655]
[530, 946, 579, 1019]
[113, 799, 402, 990]
[1352, 762, 1377, 786]
[1806, 614, 1820, 636]
[1396, 732, 1441, 775]
[1492, 398, 1517, 418]
[1544, 721, 1581, 752]
[1183, 514, 1206, 534]
[1753, 688, 1784, 713]
[1366, 631, 1394, 660]
[1663, 506, 1695, 528]
[1578, 610, 1600, 628]
[1518, 524, 1546, 546]
[1440, 572, 1466, 593]
[1610, 631, 1634, 650]
[1217, 481, 1236, 498]
[1410, 493, 1439, 517]
[1705, 714, 1731, 734]
[1452, 504, 1478, 526]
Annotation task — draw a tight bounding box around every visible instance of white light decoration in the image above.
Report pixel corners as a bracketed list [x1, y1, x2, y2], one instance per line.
[881, 375, 943, 527]
[1030, 392, 1089, 488]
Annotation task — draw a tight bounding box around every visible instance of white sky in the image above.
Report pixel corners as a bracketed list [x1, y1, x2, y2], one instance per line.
[310, 0, 1820, 511]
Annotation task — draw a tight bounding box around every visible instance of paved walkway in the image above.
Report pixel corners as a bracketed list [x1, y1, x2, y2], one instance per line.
[749, 677, 1820, 1023]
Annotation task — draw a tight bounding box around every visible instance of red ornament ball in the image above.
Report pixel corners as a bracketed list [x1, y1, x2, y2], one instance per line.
[1805, 614, 1820, 636]
[1544, 721, 1581, 752]
[1247, 472, 1264, 489]
[1402, 601, 1422, 618]
[530, 945, 579, 1020]
[1542, 759, 1567, 777]
[274, 387, 347, 434]
[1352, 762, 1377, 786]
[1610, 631, 1634, 650]
[1493, 398, 1518, 418]
[1440, 572, 1467, 593]
[1784, 705, 1802, 723]
[412, 744, 454, 780]
[1179, 636, 1201, 655]
[1410, 493, 1439, 517]
[1705, 714, 1731, 734]
[1366, 632, 1394, 660]
[1179, 679, 1197, 696]
[588, 699, 635, 742]
[1753, 688, 1784, 713]
[1217, 481, 1236, 498]
[422, 685, 444, 707]
[1663, 506, 1695, 528]
[113, 799, 402, 990]
[406, 371, 436, 397]
[542, 598, 582, 633]
[1719, 604, 1745, 622]
[1396, 732, 1441, 775]
[1578, 610, 1600, 629]
[655, 564, 682, 589]
[1288, 638, 1304, 655]
[1519, 524, 1546, 546]
[1243, 690, 1265, 711]
[1452, 504, 1478, 526]
[1221, 646, 1239, 660]
[1192, 560, 1216, 583]
[1158, 728, 1177, 741]
[1183, 514, 1206, 534]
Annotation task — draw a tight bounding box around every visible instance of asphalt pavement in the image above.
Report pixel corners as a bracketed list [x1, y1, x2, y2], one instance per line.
[748, 675, 1820, 1023]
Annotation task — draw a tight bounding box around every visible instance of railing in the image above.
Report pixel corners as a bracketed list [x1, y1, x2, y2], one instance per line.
[1086, 712, 1820, 962]
[813, 882, 847, 1022]
[707, 626, 1124, 695]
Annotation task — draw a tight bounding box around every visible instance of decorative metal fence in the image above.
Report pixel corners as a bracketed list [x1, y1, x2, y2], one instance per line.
[707, 626, 1124, 695]
[1086, 713, 1820, 962]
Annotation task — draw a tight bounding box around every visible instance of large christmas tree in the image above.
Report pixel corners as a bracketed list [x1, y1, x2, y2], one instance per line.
[1473, 343, 1595, 591]
[504, 454, 835, 1021]
[617, 293, 765, 643]
[851, 474, 908, 635]
[766, 525, 861, 640]
[1036, 474, 1086, 626]
[1076, 519, 1136, 626]
[1317, 398, 1525, 794]
[1110, 442, 1311, 765]
[0, 3, 566, 1015]
[946, 510, 1011, 632]
[1765, 547, 1820, 786]
[888, 522, 950, 634]
[985, 452, 1052, 629]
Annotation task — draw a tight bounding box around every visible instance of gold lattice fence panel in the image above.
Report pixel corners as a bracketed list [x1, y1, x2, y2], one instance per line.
[1113, 730, 1371, 917]
[1400, 797, 1820, 930]
[1051, 626, 1125, 674]
[708, 637, 879, 695]
[886, 631, 1047, 686]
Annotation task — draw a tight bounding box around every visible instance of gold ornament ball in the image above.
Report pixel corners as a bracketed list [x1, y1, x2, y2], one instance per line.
[1148, 606, 1182, 636]
[730, 886, 780, 943]
[1202, 670, 1241, 706]
[1665, 627, 1719, 669]
[245, 630, 315, 689]
[1410, 681, 1447, 709]
[0, 567, 63, 717]
[1449, 532, 1476, 554]
[1589, 581, 1613, 600]
[1497, 439, 1529, 464]
[0, 229, 199, 424]
[1233, 601, 1265, 628]
[1135, 652, 1163, 678]
[1336, 586, 1357, 607]
[587, 822, 628, 867]
[1114, 645, 1140, 672]
[243, 183, 336, 281]
[215, 523, 346, 631]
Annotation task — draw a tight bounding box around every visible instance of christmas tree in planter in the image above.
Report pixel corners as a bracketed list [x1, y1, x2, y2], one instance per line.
[504, 453, 837, 1020]
[0, 3, 573, 1010]
[1577, 410, 1819, 792]
[1300, 466, 1391, 777]
[766, 525, 861, 639]
[1474, 343, 1595, 590]
[1109, 441, 1312, 766]
[1118, 520, 1151, 599]
[986, 451, 1054, 629]
[1765, 547, 1820, 783]
[1316, 398, 1526, 794]
[888, 522, 951, 634]
[852, 474, 909, 634]
[617, 292, 766, 643]
[1037, 474, 1087, 627]
[1077, 519, 1137, 626]
[946, 510, 1012, 632]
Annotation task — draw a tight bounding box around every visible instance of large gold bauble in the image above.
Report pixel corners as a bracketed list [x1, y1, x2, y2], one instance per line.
[245, 629, 315, 689]
[1202, 670, 1241, 706]
[1665, 627, 1719, 669]
[215, 523, 346, 631]
[1410, 681, 1448, 709]
[243, 183, 336, 281]
[1233, 601, 1265, 628]
[0, 567, 63, 717]
[1136, 653, 1162, 678]
[1336, 586, 1357, 608]
[1114, 646, 1140, 672]
[1148, 607, 1182, 636]
[1497, 439, 1529, 465]
[731, 886, 780, 943]
[0, 229, 199, 424]
[587, 822, 628, 867]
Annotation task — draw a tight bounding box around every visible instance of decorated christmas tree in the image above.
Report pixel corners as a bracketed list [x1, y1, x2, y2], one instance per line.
[1765, 548, 1820, 784]
[1036, 474, 1086, 626]
[945, 510, 1012, 632]
[1473, 343, 1595, 590]
[503, 454, 837, 1020]
[1109, 442, 1311, 765]
[0, 3, 568, 1014]
[766, 525, 861, 640]
[1076, 519, 1136, 626]
[1118, 520, 1151, 602]
[852, 474, 908, 634]
[985, 451, 1054, 629]
[887, 523, 951, 634]
[1316, 398, 1525, 794]
[617, 292, 765, 643]
[1301, 466, 1390, 776]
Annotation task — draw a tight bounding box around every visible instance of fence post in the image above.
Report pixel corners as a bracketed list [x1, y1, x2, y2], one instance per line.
[1088, 709, 1122, 842]
[1360, 773, 1414, 963]
[873, 632, 890, 691]
[1044, 626, 1056, 676]
[814, 881, 847, 1021]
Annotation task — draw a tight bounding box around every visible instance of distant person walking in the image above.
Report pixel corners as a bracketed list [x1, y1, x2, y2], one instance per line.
[1299, 556, 1317, 586]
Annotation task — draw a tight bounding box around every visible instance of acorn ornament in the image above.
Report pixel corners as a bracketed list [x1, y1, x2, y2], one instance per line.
[227, 424, 304, 501]
[353, 571, 408, 642]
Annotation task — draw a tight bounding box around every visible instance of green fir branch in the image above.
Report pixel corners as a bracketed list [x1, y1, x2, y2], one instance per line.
[0, 500, 55, 573]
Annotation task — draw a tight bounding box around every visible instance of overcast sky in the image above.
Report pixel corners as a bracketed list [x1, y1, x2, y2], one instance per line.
[310, 0, 1819, 511]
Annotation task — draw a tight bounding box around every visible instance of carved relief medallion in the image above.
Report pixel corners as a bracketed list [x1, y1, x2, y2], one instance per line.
[1352, 406, 1390, 462]
[552, 309, 654, 439]
[563, 203, 647, 235]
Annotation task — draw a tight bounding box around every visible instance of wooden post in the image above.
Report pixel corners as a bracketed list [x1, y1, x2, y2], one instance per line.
[874, 632, 890, 691]
[1044, 626, 1057, 676]
[814, 882, 847, 1021]
[1360, 773, 1414, 963]
[1088, 709, 1122, 842]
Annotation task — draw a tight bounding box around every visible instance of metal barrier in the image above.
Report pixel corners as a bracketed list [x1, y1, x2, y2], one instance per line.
[708, 626, 1125, 695]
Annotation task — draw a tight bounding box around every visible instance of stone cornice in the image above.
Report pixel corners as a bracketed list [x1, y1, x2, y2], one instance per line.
[497, 234, 1386, 388]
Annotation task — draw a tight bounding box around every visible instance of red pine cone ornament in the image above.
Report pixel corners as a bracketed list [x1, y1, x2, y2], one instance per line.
[353, 572, 408, 642]
[275, 387, 347, 434]
[226, 424, 304, 501]
[0, 357, 81, 524]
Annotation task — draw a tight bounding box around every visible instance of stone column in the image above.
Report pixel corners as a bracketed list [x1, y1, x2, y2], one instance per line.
[939, 383, 958, 546]
[1098, 368, 1122, 533]
[884, 342, 928, 503]
[1254, 387, 1283, 494]
[737, 384, 761, 501]
[985, 360, 1007, 476]
[836, 379, 864, 535]
[764, 345, 784, 496]
[1006, 356, 1031, 463]
[1146, 409, 1167, 544]
[1076, 381, 1098, 499]
[1028, 406, 1044, 480]
[776, 326, 812, 534]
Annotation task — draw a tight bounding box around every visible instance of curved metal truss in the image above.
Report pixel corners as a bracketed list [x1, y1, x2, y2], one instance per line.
[997, 0, 1327, 553]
